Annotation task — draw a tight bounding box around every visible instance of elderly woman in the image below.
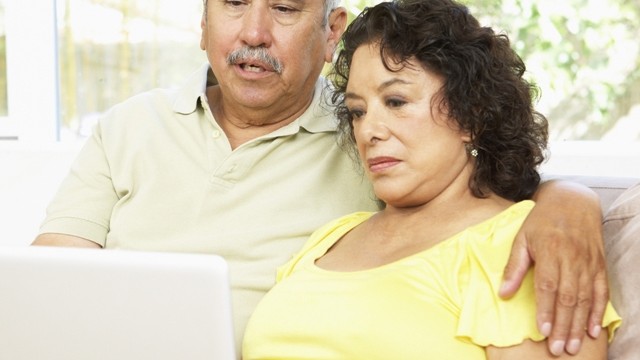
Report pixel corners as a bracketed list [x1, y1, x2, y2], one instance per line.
[242, 0, 620, 359]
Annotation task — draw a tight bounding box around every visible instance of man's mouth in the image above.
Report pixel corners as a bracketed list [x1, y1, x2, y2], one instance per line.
[240, 63, 266, 73]
[227, 47, 283, 74]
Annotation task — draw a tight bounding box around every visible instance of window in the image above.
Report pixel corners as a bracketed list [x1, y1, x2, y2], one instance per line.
[0, 0, 638, 177]
[1, 1, 58, 142]
[57, 0, 205, 140]
[464, 0, 640, 177]
[470, 0, 640, 143]
[0, 0, 7, 118]
[0, 0, 11, 140]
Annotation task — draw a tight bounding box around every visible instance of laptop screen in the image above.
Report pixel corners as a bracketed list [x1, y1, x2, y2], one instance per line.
[0, 246, 236, 360]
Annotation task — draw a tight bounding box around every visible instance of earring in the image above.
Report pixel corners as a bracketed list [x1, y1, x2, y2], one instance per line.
[465, 143, 478, 157]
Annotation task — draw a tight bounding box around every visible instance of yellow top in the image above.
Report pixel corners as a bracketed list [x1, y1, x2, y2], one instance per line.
[243, 201, 620, 359]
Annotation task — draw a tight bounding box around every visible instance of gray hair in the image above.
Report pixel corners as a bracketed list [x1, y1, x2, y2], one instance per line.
[322, 0, 341, 26]
[203, 0, 341, 27]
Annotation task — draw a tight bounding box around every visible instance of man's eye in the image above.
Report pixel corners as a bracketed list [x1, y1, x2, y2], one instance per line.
[223, 0, 247, 9]
[273, 5, 297, 14]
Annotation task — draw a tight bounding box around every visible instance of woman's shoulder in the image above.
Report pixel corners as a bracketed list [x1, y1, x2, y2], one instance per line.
[276, 212, 375, 280]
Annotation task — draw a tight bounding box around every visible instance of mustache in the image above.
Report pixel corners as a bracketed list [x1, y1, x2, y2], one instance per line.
[227, 47, 283, 74]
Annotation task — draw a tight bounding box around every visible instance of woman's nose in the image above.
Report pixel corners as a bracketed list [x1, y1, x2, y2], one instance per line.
[356, 114, 390, 145]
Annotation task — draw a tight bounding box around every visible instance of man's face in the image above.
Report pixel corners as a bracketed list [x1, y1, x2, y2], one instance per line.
[200, 0, 345, 114]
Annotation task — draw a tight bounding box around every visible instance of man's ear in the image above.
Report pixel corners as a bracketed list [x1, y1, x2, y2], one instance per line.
[200, 14, 207, 51]
[324, 7, 348, 63]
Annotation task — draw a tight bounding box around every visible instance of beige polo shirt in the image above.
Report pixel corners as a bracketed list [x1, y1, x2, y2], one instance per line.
[40, 63, 379, 349]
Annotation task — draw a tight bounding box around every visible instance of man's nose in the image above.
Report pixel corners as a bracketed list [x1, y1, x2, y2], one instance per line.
[239, 5, 273, 48]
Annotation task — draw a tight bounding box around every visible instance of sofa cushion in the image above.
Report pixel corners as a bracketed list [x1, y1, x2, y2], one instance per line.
[603, 181, 640, 359]
[544, 175, 640, 213]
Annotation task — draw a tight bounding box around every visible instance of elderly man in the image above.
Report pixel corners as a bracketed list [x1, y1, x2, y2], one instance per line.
[35, 0, 607, 356]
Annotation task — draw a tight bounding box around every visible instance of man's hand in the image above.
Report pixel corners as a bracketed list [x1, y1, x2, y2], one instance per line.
[499, 180, 609, 357]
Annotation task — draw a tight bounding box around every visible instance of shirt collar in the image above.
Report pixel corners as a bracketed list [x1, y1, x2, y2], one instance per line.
[172, 63, 337, 134]
[172, 62, 214, 115]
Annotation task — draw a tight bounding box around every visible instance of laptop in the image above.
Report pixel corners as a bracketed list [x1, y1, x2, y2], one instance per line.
[0, 246, 236, 360]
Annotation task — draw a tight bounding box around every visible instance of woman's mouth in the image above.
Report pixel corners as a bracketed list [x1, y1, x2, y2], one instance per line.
[367, 156, 400, 172]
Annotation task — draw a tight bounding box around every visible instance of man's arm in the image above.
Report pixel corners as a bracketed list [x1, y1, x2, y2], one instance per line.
[486, 329, 607, 360]
[499, 180, 608, 356]
[33, 233, 102, 248]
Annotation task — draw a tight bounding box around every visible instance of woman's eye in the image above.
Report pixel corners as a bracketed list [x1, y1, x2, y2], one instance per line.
[386, 98, 406, 108]
[348, 109, 364, 121]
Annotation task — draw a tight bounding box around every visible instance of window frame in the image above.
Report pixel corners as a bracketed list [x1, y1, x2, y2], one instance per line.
[1, 0, 59, 142]
[542, 141, 640, 179]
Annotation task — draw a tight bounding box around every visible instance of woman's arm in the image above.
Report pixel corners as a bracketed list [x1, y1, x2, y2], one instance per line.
[499, 179, 608, 356]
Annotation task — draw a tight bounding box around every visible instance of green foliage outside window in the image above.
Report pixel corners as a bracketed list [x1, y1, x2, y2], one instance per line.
[343, 0, 640, 141]
[51, 0, 639, 141]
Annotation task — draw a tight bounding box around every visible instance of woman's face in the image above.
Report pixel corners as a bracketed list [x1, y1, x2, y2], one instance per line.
[345, 43, 474, 208]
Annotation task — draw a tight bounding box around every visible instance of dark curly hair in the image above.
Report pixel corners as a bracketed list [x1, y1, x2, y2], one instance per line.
[330, 0, 548, 202]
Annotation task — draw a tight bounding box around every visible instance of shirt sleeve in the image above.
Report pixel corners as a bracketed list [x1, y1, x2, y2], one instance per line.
[39, 118, 119, 246]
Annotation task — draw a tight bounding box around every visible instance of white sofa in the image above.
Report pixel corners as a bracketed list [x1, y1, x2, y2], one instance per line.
[595, 177, 640, 359]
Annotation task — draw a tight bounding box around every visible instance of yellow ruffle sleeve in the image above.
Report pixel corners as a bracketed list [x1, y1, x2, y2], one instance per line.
[455, 201, 621, 346]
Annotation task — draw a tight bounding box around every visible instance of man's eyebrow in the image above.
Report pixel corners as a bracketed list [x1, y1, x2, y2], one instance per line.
[276, 0, 308, 6]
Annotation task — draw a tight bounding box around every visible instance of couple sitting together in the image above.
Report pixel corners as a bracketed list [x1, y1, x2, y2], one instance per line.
[36, 0, 621, 358]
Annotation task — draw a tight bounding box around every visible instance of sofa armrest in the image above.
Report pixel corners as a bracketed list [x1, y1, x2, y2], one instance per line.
[542, 175, 640, 213]
[602, 182, 640, 359]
